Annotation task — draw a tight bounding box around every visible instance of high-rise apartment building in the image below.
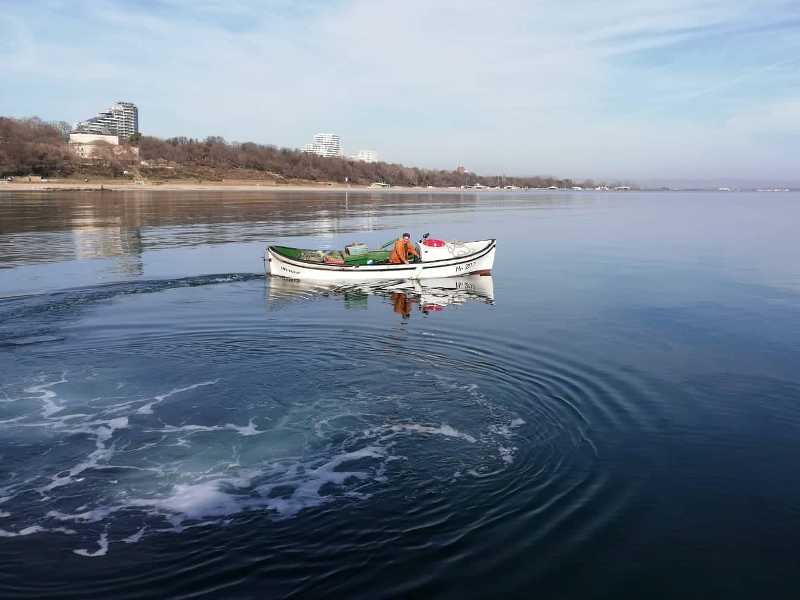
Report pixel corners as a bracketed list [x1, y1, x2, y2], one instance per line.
[74, 110, 115, 136]
[110, 102, 138, 138]
[74, 101, 139, 139]
[302, 133, 343, 158]
[353, 150, 378, 163]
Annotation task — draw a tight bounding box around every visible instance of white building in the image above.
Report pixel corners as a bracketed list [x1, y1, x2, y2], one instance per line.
[69, 133, 119, 146]
[352, 150, 378, 163]
[69, 132, 140, 160]
[110, 102, 138, 138]
[69, 132, 118, 158]
[302, 133, 343, 158]
[74, 101, 139, 139]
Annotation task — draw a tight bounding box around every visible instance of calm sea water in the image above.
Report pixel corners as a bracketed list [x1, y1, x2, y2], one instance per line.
[1, 190, 799, 599]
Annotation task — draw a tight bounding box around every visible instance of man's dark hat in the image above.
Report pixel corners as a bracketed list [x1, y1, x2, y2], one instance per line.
[402, 232, 411, 238]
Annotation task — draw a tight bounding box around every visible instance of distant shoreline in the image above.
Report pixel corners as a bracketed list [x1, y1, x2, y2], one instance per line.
[0, 181, 379, 193]
[0, 181, 796, 194]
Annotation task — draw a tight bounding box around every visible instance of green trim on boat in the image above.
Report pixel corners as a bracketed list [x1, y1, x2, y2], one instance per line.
[271, 246, 390, 265]
[271, 246, 304, 259]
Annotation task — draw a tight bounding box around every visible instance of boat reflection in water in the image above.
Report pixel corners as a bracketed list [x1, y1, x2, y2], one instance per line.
[267, 275, 494, 319]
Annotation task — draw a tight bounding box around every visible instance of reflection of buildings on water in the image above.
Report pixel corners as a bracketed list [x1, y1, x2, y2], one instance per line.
[267, 275, 495, 319]
[1, 190, 489, 269]
[0, 232, 76, 267]
[0, 197, 146, 269]
[72, 225, 144, 276]
[68, 196, 146, 275]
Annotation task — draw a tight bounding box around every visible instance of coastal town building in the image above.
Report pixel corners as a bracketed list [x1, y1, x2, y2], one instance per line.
[69, 132, 119, 159]
[110, 101, 138, 138]
[352, 150, 378, 163]
[73, 101, 139, 140]
[69, 132, 119, 146]
[302, 133, 343, 158]
[68, 132, 139, 161]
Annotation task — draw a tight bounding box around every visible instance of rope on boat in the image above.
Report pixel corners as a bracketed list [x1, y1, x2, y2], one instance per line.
[446, 241, 472, 257]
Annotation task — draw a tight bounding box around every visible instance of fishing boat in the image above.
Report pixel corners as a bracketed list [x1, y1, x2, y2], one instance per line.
[266, 236, 496, 282]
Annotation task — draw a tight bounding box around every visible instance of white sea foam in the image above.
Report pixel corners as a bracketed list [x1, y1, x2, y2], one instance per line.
[137, 380, 219, 415]
[74, 533, 109, 557]
[120, 446, 387, 526]
[0, 526, 45, 538]
[0, 526, 76, 537]
[379, 423, 477, 444]
[3, 369, 525, 556]
[122, 527, 146, 543]
[149, 480, 245, 521]
[466, 467, 506, 478]
[146, 419, 263, 437]
[228, 419, 261, 436]
[47, 504, 124, 523]
[38, 417, 129, 492]
[254, 446, 385, 518]
[2, 375, 268, 553]
[489, 417, 526, 437]
[24, 375, 68, 417]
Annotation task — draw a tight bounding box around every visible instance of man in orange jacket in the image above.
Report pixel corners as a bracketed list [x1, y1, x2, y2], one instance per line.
[389, 233, 420, 264]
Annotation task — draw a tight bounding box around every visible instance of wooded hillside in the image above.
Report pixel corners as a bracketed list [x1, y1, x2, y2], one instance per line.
[1, 116, 598, 188]
[0, 117, 76, 177]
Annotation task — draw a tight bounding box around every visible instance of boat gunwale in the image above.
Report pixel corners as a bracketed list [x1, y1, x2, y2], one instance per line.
[268, 239, 495, 273]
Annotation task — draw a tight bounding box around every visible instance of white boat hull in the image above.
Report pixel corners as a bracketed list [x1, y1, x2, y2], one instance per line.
[267, 239, 496, 282]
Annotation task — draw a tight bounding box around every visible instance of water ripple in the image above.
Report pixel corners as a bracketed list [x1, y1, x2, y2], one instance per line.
[0, 275, 665, 598]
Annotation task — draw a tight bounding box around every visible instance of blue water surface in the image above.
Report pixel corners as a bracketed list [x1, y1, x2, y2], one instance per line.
[1, 190, 799, 599]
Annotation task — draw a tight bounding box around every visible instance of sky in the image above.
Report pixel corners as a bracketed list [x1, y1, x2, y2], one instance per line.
[1, 0, 799, 182]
